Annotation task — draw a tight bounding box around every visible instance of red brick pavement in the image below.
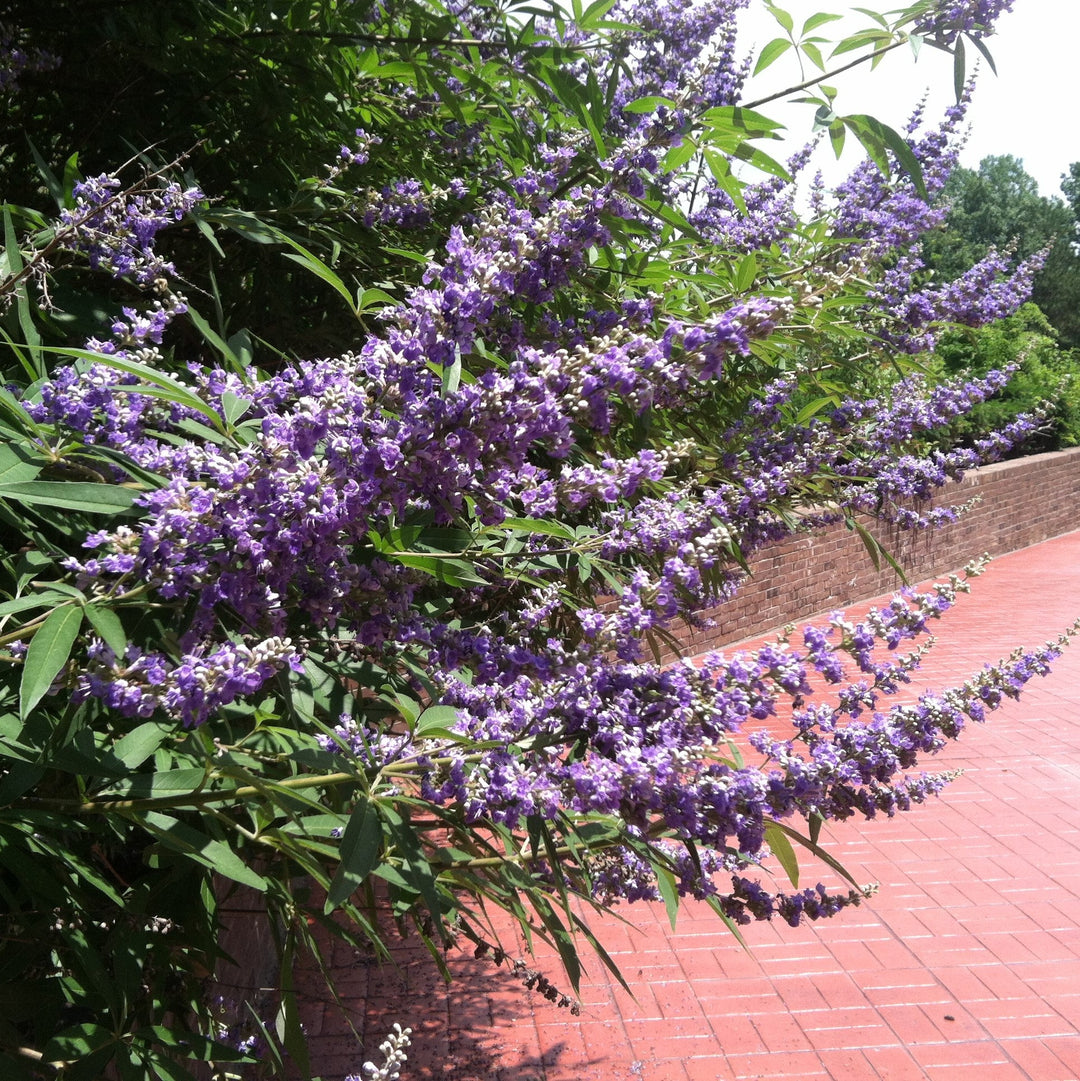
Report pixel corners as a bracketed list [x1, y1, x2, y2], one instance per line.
[299, 530, 1080, 1081]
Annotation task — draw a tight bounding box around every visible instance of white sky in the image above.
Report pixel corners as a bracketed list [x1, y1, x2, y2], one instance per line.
[734, 0, 1075, 199]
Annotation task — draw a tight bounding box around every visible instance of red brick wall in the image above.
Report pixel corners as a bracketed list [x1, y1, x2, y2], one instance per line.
[665, 447, 1080, 657]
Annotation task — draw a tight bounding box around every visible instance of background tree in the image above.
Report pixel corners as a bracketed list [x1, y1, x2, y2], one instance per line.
[925, 154, 1080, 348]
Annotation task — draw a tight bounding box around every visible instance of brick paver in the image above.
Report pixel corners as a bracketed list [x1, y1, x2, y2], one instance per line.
[300, 530, 1080, 1080]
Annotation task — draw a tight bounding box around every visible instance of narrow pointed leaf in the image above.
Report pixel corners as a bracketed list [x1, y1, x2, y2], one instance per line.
[765, 820, 800, 887]
[754, 37, 792, 75]
[83, 603, 126, 659]
[20, 605, 82, 719]
[0, 480, 137, 514]
[326, 796, 381, 909]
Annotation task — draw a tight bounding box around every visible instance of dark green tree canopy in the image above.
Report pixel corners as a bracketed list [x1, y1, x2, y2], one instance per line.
[926, 154, 1080, 348]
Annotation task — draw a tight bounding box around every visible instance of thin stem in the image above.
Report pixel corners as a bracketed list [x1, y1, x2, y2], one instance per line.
[227, 28, 604, 54]
[26, 769, 362, 814]
[743, 40, 906, 112]
[0, 582, 151, 649]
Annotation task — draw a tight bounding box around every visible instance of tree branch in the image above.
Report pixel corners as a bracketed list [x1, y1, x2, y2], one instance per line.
[743, 40, 907, 112]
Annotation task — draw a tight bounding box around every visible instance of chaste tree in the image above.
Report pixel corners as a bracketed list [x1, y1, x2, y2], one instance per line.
[0, 0, 1069, 1077]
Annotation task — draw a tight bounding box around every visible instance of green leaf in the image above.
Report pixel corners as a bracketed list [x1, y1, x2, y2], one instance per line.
[703, 150, 747, 214]
[795, 395, 839, 425]
[414, 704, 462, 735]
[533, 895, 582, 993]
[0, 591, 73, 619]
[802, 12, 843, 34]
[769, 818, 863, 892]
[183, 303, 244, 374]
[828, 118, 846, 158]
[621, 95, 677, 114]
[19, 605, 82, 719]
[358, 287, 397, 311]
[42, 1023, 115, 1062]
[83, 603, 126, 659]
[966, 33, 997, 76]
[812, 102, 835, 131]
[481, 516, 577, 541]
[45, 345, 229, 434]
[830, 28, 890, 58]
[3, 207, 44, 381]
[851, 5, 888, 27]
[276, 936, 310, 1078]
[842, 114, 927, 201]
[389, 553, 487, 587]
[112, 721, 173, 769]
[26, 137, 65, 208]
[655, 863, 680, 930]
[800, 40, 825, 70]
[765, 820, 800, 887]
[0, 381, 44, 439]
[380, 245, 429, 265]
[733, 143, 791, 182]
[147, 1054, 199, 1081]
[735, 253, 758, 293]
[953, 34, 967, 100]
[701, 105, 787, 138]
[577, 0, 618, 30]
[143, 811, 268, 891]
[663, 138, 698, 173]
[569, 909, 633, 995]
[281, 246, 359, 316]
[0, 761, 44, 805]
[99, 768, 210, 799]
[220, 391, 252, 426]
[326, 796, 381, 909]
[142, 1026, 250, 1063]
[753, 38, 792, 76]
[765, 2, 794, 33]
[442, 344, 462, 398]
[0, 443, 41, 486]
[0, 480, 137, 515]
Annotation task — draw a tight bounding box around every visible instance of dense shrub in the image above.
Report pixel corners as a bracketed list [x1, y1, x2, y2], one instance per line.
[933, 304, 1080, 452]
[0, 2, 1070, 1078]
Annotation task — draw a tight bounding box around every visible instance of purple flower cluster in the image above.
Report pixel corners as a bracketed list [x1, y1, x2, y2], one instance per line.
[405, 565, 1073, 913]
[610, 0, 750, 122]
[58, 175, 203, 285]
[832, 94, 967, 255]
[914, 0, 1014, 44]
[0, 26, 59, 92]
[75, 636, 301, 728]
[690, 144, 816, 253]
[723, 878, 869, 927]
[320, 128, 384, 186]
[870, 248, 1045, 353]
[361, 178, 468, 230]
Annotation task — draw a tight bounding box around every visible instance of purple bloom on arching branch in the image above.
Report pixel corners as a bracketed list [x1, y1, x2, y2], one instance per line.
[57, 175, 203, 285]
[914, 0, 1014, 45]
